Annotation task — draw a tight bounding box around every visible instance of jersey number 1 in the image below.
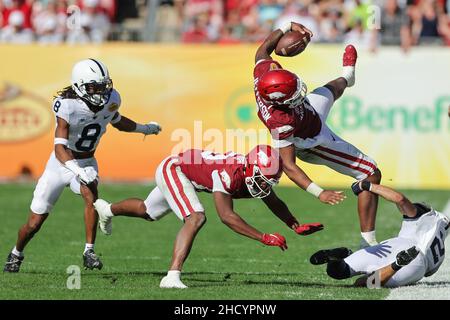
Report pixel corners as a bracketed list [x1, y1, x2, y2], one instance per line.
[75, 124, 101, 152]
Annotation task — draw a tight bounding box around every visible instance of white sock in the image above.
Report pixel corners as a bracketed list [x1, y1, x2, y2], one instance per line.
[342, 66, 355, 87]
[12, 246, 23, 257]
[167, 270, 181, 279]
[361, 231, 377, 245]
[84, 243, 94, 253]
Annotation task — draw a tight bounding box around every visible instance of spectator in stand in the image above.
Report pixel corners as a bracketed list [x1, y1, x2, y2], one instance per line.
[410, 0, 442, 44]
[344, 18, 379, 51]
[217, 24, 241, 43]
[181, 13, 209, 42]
[66, 0, 110, 44]
[220, 7, 245, 42]
[319, 6, 346, 43]
[0, 9, 33, 43]
[32, 0, 66, 44]
[1, 0, 33, 29]
[177, 0, 223, 42]
[274, 1, 321, 42]
[380, 0, 412, 51]
[438, 0, 450, 45]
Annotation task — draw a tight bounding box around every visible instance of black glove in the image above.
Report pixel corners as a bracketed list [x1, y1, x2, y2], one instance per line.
[391, 246, 420, 271]
[351, 181, 372, 196]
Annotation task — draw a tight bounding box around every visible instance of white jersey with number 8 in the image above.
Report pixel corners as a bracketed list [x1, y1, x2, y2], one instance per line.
[52, 88, 121, 152]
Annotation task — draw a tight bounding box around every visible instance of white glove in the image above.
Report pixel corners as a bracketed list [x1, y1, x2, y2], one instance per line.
[65, 160, 97, 185]
[135, 122, 162, 135]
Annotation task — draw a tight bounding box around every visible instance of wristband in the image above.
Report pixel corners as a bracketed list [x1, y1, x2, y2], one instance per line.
[279, 22, 291, 34]
[54, 138, 68, 146]
[306, 183, 323, 198]
[391, 262, 402, 271]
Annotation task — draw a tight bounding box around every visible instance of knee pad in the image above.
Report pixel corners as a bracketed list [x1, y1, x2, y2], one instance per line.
[327, 260, 351, 280]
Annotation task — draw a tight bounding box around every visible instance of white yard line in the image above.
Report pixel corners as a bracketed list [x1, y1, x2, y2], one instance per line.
[386, 200, 450, 300]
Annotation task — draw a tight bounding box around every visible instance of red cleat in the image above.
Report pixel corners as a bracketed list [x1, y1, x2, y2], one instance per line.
[343, 45, 357, 67]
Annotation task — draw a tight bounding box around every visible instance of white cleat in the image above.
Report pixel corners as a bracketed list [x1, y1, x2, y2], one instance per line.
[93, 199, 113, 236]
[160, 275, 188, 289]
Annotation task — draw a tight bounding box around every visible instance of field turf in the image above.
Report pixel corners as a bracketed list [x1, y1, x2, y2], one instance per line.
[0, 183, 448, 300]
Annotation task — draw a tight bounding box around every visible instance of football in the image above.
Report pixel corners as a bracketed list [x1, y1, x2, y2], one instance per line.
[275, 31, 310, 57]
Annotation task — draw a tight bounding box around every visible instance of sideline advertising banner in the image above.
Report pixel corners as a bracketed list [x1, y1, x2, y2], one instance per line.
[0, 44, 448, 189]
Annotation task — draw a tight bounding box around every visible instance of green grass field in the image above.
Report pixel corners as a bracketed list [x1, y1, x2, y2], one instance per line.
[0, 183, 448, 300]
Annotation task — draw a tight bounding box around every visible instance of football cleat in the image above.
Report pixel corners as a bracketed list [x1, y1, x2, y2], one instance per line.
[3, 252, 24, 273]
[83, 249, 103, 270]
[343, 45, 357, 66]
[94, 199, 113, 235]
[160, 275, 188, 289]
[310, 247, 353, 265]
[342, 45, 357, 87]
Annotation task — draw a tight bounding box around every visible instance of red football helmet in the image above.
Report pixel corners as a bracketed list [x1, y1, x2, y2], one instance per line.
[257, 69, 307, 108]
[244, 145, 283, 198]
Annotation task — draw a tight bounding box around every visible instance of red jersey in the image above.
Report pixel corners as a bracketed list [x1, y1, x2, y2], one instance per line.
[253, 59, 322, 141]
[176, 149, 251, 199]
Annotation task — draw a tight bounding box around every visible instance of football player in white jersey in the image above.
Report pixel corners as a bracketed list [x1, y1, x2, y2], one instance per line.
[4, 58, 162, 272]
[310, 182, 449, 288]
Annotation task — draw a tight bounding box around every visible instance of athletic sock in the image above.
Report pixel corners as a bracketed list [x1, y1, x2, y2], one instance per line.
[361, 231, 377, 246]
[167, 270, 181, 279]
[84, 243, 94, 254]
[12, 246, 23, 257]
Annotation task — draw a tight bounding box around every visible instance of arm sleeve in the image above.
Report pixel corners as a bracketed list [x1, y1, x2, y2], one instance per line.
[110, 112, 122, 124]
[52, 98, 71, 123]
[211, 170, 230, 195]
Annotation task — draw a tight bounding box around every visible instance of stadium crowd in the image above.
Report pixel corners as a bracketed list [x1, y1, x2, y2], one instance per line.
[1, 0, 449, 51]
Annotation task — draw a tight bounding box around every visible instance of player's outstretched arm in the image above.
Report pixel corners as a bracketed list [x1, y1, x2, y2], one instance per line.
[279, 145, 346, 205]
[213, 191, 287, 250]
[255, 22, 313, 63]
[351, 182, 416, 218]
[262, 190, 324, 235]
[111, 114, 162, 135]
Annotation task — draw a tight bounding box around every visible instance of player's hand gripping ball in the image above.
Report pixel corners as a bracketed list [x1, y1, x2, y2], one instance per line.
[275, 23, 312, 57]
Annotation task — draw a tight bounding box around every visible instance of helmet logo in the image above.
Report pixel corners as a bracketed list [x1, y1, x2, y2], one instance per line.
[269, 63, 279, 70]
[267, 92, 286, 99]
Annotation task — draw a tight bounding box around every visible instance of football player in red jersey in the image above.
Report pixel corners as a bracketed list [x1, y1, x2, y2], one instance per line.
[94, 145, 323, 288]
[254, 22, 382, 248]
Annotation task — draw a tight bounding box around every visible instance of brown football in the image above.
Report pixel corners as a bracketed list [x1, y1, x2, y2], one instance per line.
[275, 31, 310, 57]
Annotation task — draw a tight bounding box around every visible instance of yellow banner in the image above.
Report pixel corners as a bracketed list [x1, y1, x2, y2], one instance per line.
[0, 44, 449, 189]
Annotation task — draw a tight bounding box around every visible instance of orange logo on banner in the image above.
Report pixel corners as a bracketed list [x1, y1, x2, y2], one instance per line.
[0, 84, 52, 143]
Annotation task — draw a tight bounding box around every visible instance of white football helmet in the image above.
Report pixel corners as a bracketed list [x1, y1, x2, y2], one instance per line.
[71, 59, 113, 106]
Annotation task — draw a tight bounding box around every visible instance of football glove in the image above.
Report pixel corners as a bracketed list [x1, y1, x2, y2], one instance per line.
[295, 223, 324, 235]
[144, 122, 162, 135]
[65, 160, 97, 185]
[351, 181, 372, 196]
[391, 246, 420, 271]
[261, 233, 287, 251]
[78, 167, 97, 185]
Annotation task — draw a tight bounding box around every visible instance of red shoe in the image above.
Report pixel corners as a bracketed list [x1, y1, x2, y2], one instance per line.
[343, 45, 357, 67]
